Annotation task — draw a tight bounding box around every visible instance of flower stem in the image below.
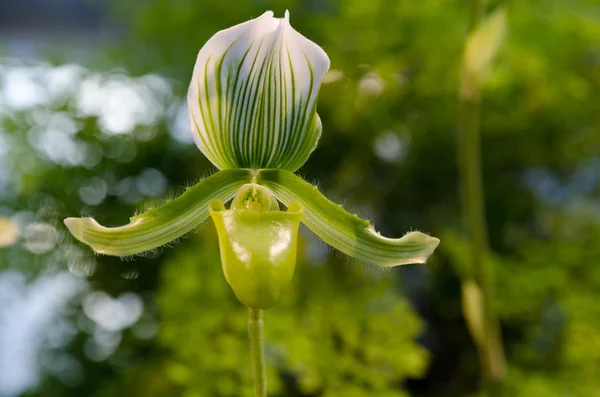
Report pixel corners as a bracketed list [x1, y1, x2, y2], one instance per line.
[458, 0, 506, 392]
[248, 308, 267, 397]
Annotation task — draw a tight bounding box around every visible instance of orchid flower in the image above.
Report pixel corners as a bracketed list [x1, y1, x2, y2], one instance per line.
[65, 10, 438, 307]
[65, 11, 439, 395]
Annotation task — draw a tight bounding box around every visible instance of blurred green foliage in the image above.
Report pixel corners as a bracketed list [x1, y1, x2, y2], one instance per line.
[1, 0, 600, 396]
[95, 231, 427, 397]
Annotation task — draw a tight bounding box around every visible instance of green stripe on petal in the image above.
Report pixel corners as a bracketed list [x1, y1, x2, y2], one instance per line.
[257, 169, 440, 267]
[187, 10, 330, 171]
[64, 169, 252, 256]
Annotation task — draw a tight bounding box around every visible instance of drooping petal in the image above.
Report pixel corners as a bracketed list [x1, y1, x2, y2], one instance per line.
[187, 10, 330, 171]
[64, 169, 252, 256]
[257, 169, 440, 267]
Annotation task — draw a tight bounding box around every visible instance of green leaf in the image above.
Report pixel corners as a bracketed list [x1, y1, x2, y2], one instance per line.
[461, 280, 486, 348]
[463, 7, 507, 79]
[257, 169, 439, 267]
[187, 11, 330, 171]
[64, 169, 252, 256]
[461, 280, 507, 378]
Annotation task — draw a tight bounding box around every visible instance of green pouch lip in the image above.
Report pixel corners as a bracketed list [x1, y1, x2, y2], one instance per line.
[209, 198, 304, 310]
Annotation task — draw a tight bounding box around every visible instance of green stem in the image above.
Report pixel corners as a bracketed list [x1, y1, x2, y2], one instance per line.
[459, 0, 506, 392]
[248, 308, 267, 397]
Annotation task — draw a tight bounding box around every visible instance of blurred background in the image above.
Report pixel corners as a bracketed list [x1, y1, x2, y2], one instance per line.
[1, 0, 599, 396]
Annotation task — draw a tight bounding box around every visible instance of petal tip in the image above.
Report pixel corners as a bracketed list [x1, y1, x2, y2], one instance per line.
[428, 235, 441, 249]
[64, 217, 89, 234]
[404, 231, 440, 264]
[64, 217, 97, 247]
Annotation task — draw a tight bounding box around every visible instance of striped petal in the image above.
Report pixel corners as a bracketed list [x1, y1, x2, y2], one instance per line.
[257, 169, 440, 267]
[187, 10, 330, 171]
[64, 169, 252, 256]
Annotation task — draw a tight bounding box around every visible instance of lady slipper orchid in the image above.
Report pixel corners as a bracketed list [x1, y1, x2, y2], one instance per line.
[65, 12, 440, 395]
[64, 11, 440, 309]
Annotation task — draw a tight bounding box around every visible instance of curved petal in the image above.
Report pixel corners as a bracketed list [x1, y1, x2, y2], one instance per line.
[64, 169, 253, 256]
[187, 10, 330, 171]
[257, 169, 440, 267]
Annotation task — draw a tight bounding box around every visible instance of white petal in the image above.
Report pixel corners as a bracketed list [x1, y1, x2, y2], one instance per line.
[187, 10, 330, 171]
